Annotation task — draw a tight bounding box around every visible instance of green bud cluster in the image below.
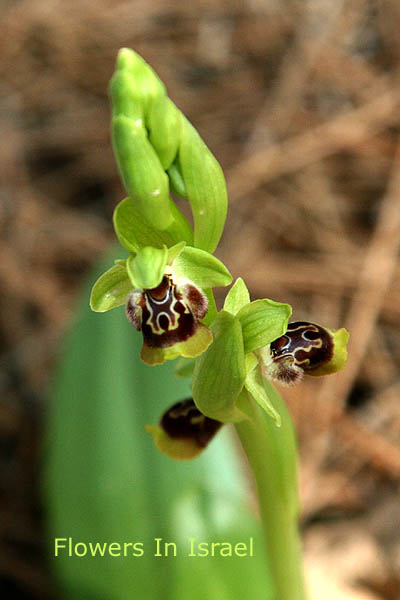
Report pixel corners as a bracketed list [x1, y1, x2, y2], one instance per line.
[110, 48, 227, 253]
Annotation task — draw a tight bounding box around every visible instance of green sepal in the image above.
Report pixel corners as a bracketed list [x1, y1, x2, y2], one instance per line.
[192, 311, 246, 423]
[174, 357, 195, 379]
[173, 246, 232, 289]
[90, 264, 133, 312]
[179, 118, 227, 253]
[224, 277, 250, 315]
[237, 299, 292, 354]
[126, 246, 168, 290]
[167, 241, 186, 264]
[167, 159, 187, 199]
[148, 97, 181, 170]
[114, 259, 127, 267]
[112, 115, 172, 230]
[113, 198, 192, 253]
[244, 366, 281, 427]
[113, 197, 173, 253]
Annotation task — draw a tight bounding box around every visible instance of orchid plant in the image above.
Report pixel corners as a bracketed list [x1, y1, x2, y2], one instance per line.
[90, 48, 349, 600]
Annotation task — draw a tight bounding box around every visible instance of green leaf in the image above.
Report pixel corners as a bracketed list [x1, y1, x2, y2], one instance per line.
[90, 264, 133, 312]
[179, 118, 227, 253]
[237, 299, 292, 354]
[224, 278, 250, 315]
[112, 115, 172, 231]
[244, 367, 281, 427]
[148, 97, 181, 170]
[43, 248, 276, 600]
[127, 246, 168, 289]
[173, 246, 232, 289]
[192, 311, 246, 422]
[113, 197, 173, 253]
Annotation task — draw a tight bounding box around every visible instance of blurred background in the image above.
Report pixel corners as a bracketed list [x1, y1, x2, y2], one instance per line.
[1, 0, 400, 598]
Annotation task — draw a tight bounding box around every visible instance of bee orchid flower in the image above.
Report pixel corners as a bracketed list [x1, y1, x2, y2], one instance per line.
[90, 241, 232, 366]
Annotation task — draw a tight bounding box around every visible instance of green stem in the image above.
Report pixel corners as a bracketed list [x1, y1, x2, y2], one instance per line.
[235, 379, 307, 600]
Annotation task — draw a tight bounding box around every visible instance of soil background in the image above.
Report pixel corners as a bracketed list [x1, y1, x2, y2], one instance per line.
[1, 1, 400, 598]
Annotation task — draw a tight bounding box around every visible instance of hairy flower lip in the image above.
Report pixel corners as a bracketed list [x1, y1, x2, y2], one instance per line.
[261, 321, 349, 386]
[271, 322, 333, 372]
[161, 397, 222, 447]
[126, 268, 212, 364]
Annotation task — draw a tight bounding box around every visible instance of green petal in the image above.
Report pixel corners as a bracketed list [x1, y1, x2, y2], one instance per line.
[112, 115, 172, 230]
[167, 241, 186, 264]
[90, 264, 133, 312]
[126, 246, 168, 289]
[237, 299, 292, 354]
[244, 367, 281, 427]
[192, 311, 246, 422]
[179, 118, 227, 253]
[173, 246, 232, 289]
[224, 277, 250, 315]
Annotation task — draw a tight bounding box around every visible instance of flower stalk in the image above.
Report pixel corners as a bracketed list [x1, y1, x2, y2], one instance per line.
[235, 378, 306, 600]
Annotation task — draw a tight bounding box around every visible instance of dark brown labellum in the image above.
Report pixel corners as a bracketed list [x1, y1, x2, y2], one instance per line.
[265, 321, 334, 385]
[271, 322, 333, 370]
[161, 398, 223, 448]
[126, 273, 208, 349]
